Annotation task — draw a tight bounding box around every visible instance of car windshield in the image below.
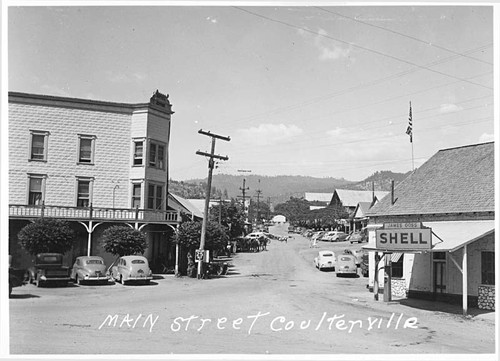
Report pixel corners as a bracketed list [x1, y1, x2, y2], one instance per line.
[322, 253, 333, 257]
[340, 257, 353, 261]
[131, 260, 145, 264]
[86, 259, 103, 264]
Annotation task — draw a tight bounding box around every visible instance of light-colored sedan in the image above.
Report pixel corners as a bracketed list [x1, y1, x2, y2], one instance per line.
[328, 231, 349, 242]
[70, 256, 109, 285]
[336, 255, 358, 277]
[314, 251, 336, 271]
[108, 255, 153, 285]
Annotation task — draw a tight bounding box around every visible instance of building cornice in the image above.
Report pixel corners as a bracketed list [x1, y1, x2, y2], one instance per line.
[8, 91, 174, 116]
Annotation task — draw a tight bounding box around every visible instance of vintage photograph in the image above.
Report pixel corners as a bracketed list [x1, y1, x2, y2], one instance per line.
[3, 1, 497, 359]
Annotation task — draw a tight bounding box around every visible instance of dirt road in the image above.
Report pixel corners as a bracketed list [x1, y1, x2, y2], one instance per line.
[9, 234, 496, 356]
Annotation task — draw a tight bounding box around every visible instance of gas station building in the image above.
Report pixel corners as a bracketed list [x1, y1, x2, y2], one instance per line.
[363, 142, 495, 314]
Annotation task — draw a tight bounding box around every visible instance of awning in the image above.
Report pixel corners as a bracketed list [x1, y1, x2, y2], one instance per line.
[425, 220, 495, 252]
[390, 252, 403, 262]
[362, 220, 494, 253]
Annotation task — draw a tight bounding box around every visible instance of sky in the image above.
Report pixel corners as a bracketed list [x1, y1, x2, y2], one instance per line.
[5, 2, 496, 182]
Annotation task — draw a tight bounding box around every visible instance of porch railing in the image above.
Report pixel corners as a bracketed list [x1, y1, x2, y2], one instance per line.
[9, 203, 180, 224]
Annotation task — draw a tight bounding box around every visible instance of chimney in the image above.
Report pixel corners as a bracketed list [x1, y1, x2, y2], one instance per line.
[391, 180, 395, 205]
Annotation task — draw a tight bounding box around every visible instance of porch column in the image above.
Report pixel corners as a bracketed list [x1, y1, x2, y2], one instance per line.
[462, 245, 468, 316]
[87, 220, 93, 256]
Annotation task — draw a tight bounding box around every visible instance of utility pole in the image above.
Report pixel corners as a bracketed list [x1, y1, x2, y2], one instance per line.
[255, 179, 262, 226]
[196, 129, 230, 279]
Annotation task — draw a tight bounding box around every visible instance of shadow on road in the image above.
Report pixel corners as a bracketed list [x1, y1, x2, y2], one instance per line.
[398, 297, 494, 318]
[9, 293, 40, 299]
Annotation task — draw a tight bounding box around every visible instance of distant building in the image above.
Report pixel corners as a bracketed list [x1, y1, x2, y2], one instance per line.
[8, 91, 181, 272]
[365, 142, 495, 313]
[304, 192, 334, 210]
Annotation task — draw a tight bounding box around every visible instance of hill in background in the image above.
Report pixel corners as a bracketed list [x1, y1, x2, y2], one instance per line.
[170, 170, 410, 205]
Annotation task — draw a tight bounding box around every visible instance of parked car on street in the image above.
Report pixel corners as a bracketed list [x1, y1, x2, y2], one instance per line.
[313, 251, 336, 271]
[9, 255, 27, 296]
[70, 256, 109, 285]
[335, 254, 358, 277]
[108, 255, 153, 285]
[347, 229, 368, 244]
[27, 253, 70, 287]
[324, 231, 349, 242]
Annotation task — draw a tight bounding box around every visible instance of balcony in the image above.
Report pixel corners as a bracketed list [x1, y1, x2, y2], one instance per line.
[9, 204, 180, 224]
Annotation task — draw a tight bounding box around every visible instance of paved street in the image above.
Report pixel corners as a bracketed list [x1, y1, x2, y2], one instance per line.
[9, 234, 495, 356]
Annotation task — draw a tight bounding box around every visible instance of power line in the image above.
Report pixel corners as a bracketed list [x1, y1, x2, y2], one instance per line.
[315, 7, 493, 66]
[217, 46, 492, 126]
[233, 7, 492, 91]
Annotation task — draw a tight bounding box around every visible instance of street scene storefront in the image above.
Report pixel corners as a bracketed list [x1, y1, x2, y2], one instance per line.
[363, 142, 495, 315]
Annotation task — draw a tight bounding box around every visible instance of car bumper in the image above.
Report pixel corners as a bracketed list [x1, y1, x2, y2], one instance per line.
[126, 276, 153, 281]
[336, 269, 356, 274]
[40, 276, 70, 282]
[83, 276, 109, 281]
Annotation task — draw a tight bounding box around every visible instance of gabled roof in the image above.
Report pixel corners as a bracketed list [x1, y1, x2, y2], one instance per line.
[168, 194, 204, 219]
[333, 189, 389, 208]
[353, 201, 374, 219]
[304, 192, 334, 203]
[368, 142, 494, 216]
[187, 199, 221, 217]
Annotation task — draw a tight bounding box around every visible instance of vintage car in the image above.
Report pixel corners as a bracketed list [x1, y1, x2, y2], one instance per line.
[348, 229, 368, 244]
[9, 255, 27, 296]
[70, 256, 109, 285]
[108, 255, 153, 285]
[27, 253, 70, 287]
[329, 231, 349, 242]
[313, 250, 336, 271]
[335, 254, 358, 277]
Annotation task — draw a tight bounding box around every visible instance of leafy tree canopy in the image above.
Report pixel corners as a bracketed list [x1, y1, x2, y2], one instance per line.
[273, 197, 310, 223]
[18, 218, 75, 255]
[101, 225, 148, 257]
[175, 220, 228, 251]
[209, 199, 246, 239]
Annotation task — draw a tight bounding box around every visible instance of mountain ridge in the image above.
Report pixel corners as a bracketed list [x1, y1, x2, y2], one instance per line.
[170, 171, 410, 205]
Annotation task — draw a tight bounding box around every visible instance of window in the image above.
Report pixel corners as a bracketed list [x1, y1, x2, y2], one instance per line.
[147, 183, 163, 210]
[149, 141, 166, 169]
[133, 140, 144, 166]
[391, 254, 404, 278]
[78, 135, 96, 164]
[131, 183, 141, 208]
[29, 131, 49, 161]
[28, 175, 45, 205]
[76, 178, 93, 207]
[481, 252, 495, 285]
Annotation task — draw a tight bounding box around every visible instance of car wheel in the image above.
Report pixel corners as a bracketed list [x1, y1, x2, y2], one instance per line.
[120, 275, 126, 285]
[76, 275, 82, 285]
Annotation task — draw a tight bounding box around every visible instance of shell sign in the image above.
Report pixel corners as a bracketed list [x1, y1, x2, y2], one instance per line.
[375, 222, 432, 251]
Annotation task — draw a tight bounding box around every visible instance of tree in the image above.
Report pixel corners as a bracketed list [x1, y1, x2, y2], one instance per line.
[273, 197, 310, 223]
[101, 225, 148, 257]
[209, 199, 246, 239]
[18, 218, 75, 255]
[175, 220, 228, 277]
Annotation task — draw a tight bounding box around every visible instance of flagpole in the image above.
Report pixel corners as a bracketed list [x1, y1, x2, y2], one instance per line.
[407, 101, 414, 171]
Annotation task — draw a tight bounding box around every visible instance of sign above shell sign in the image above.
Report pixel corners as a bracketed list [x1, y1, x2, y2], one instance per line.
[375, 222, 432, 251]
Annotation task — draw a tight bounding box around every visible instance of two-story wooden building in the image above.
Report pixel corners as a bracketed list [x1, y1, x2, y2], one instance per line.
[8, 90, 182, 272]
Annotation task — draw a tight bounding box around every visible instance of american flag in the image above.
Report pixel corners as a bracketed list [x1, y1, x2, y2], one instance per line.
[406, 102, 413, 143]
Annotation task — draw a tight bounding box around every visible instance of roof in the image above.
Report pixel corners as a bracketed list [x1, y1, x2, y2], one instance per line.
[168, 194, 204, 219]
[305, 193, 334, 203]
[333, 189, 389, 208]
[368, 142, 494, 216]
[427, 220, 494, 252]
[187, 199, 220, 217]
[353, 202, 373, 219]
